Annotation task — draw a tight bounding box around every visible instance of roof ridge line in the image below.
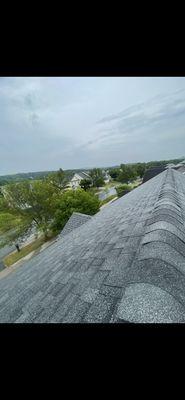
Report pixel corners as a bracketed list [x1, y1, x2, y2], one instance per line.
[127, 168, 185, 277]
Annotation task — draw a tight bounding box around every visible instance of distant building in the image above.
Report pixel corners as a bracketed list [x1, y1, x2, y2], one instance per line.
[58, 212, 92, 238]
[165, 163, 175, 168]
[102, 170, 111, 183]
[171, 160, 185, 174]
[69, 172, 92, 189]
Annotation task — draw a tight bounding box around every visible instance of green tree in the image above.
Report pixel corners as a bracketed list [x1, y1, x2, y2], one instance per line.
[52, 189, 100, 233]
[0, 200, 33, 250]
[80, 179, 92, 191]
[46, 168, 67, 190]
[109, 168, 120, 180]
[1, 179, 59, 241]
[118, 165, 137, 183]
[135, 163, 146, 178]
[89, 168, 104, 187]
[94, 176, 105, 187]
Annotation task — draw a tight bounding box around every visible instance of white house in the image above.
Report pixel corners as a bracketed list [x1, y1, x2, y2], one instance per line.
[69, 172, 92, 189]
[102, 170, 111, 183]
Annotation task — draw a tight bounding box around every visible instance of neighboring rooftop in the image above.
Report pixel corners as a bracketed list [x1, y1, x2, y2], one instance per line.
[59, 212, 92, 238]
[74, 172, 91, 180]
[1, 168, 185, 322]
[172, 163, 185, 174]
[142, 166, 166, 183]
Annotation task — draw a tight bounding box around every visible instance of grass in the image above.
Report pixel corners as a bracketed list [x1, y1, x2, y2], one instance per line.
[3, 235, 49, 267]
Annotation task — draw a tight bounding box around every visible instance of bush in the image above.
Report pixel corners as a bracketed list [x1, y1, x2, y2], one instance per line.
[89, 169, 105, 187]
[109, 169, 120, 180]
[94, 177, 105, 187]
[116, 184, 131, 198]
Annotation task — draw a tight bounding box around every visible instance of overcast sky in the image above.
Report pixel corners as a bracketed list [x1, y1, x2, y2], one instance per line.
[1, 77, 185, 175]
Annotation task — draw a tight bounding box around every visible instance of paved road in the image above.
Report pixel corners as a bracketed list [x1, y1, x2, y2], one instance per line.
[98, 187, 117, 201]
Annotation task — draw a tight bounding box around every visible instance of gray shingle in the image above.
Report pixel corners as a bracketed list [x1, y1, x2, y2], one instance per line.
[99, 285, 124, 298]
[80, 288, 99, 303]
[59, 212, 92, 238]
[138, 242, 185, 274]
[116, 283, 185, 323]
[83, 294, 117, 323]
[62, 298, 91, 323]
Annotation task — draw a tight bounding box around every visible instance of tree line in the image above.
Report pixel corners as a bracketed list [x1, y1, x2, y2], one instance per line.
[108, 163, 145, 183]
[108, 157, 185, 184]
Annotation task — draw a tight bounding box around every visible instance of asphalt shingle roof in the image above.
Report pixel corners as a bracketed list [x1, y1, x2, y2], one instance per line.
[142, 166, 166, 182]
[75, 172, 91, 180]
[1, 168, 185, 323]
[59, 212, 92, 238]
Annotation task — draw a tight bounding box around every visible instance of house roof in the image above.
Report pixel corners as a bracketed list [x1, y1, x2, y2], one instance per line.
[59, 212, 92, 238]
[142, 166, 166, 183]
[171, 163, 185, 172]
[1, 168, 185, 322]
[165, 163, 175, 168]
[74, 172, 91, 180]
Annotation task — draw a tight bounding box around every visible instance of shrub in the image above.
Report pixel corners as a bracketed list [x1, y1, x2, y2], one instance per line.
[116, 184, 131, 198]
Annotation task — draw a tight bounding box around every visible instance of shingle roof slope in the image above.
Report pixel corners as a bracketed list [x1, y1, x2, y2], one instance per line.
[142, 166, 166, 183]
[59, 212, 92, 238]
[175, 165, 185, 173]
[76, 172, 91, 180]
[1, 168, 185, 322]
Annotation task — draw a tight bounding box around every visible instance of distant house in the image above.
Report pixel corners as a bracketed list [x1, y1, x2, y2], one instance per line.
[102, 170, 111, 183]
[69, 172, 92, 189]
[171, 160, 185, 174]
[165, 163, 175, 168]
